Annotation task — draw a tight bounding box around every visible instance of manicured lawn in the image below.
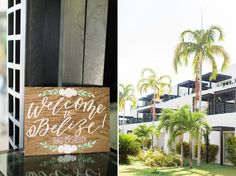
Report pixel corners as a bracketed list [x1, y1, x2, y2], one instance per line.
[120, 161, 236, 176]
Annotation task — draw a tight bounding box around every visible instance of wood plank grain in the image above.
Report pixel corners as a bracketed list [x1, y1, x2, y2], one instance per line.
[24, 87, 110, 156]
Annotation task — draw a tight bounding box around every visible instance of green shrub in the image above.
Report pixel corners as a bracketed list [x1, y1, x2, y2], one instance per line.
[176, 141, 189, 158]
[225, 137, 236, 166]
[138, 148, 181, 172]
[136, 137, 151, 149]
[133, 124, 153, 149]
[194, 144, 218, 162]
[119, 133, 141, 164]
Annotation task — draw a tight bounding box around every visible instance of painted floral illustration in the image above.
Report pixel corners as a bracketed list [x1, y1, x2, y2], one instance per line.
[59, 88, 77, 98]
[58, 144, 77, 153]
[38, 88, 95, 98]
[40, 140, 97, 154]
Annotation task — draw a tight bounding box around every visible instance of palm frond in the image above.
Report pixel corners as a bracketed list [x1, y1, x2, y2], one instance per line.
[174, 25, 230, 84]
[118, 84, 137, 112]
[209, 45, 230, 71]
[137, 68, 172, 100]
[204, 50, 218, 80]
[173, 42, 199, 73]
[209, 25, 224, 41]
[180, 30, 195, 42]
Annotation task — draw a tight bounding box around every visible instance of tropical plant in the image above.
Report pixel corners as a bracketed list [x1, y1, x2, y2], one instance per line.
[173, 106, 209, 168]
[158, 105, 209, 168]
[194, 143, 218, 163]
[173, 25, 230, 166]
[119, 84, 136, 133]
[119, 133, 141, 164]
[157, 108, 185, 166]
[225, 136, 236, 166]
[133, 124, 154, 149]
[137, 68, 171, 146]
[139, 148, 181, 172]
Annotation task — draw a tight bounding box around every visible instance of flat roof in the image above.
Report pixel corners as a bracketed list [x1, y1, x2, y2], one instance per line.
[212, 126, 235, 131]
[137, 107, 163, 113]
[139, 93, 178, 101]
[202, 72, 232, 83]
[178, 80, 208, 88]
[138, 94, 154, 101]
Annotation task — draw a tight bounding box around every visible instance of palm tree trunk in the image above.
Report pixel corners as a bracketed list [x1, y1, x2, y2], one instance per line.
[151, 92, 156, 147]
[122, 105, 125, 133]
[180, 135, 184, 167]
[197, 62, 203, 166]
[189, 135, 193, 169]
[199, 62, 202, 111]
[197, 131, 202, 166]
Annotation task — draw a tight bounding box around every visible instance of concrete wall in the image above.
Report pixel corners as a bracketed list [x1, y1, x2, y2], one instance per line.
[207, 113, 236, 131]
[123, 112, 236, 164]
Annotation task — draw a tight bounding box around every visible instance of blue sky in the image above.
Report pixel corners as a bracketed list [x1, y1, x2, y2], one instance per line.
[119, 0, 236, 87]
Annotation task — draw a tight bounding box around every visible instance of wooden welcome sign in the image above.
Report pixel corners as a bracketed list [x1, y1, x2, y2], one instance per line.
[24, 87, 110, 156]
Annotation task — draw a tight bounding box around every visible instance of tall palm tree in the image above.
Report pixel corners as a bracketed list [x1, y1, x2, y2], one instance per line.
[173, 25, 230, 166]
[157, 108, 185, 167]
[133, 124, 154, 149]
[119, 84, 136, 133]
[137, 68, 171, 146]
[170, 105, 209, 168]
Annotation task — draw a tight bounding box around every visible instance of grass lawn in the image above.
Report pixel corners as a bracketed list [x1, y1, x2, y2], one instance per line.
[120, 161, 236, 176]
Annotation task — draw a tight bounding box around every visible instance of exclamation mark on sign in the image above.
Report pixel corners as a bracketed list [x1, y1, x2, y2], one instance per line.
[100, 115, 107, 133]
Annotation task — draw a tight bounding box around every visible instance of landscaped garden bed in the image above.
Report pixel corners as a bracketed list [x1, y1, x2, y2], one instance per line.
[120, 160, 236, 176]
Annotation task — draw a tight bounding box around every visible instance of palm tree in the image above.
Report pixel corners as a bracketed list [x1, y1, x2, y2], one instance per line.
[137, 68, 171, 147]
[157, 108, 185, 167]
[173, 25, 230, 166]
[158, 105, 209, 168]
[119, 84, 136, 133]
[170, 105, 209, 168]
[133, 124, 154, 149]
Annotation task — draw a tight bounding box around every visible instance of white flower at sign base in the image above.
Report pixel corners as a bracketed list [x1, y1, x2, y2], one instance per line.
[59, 88, 77, 98]
[58, 145, 64, 153]
[58, 144, 77, 154]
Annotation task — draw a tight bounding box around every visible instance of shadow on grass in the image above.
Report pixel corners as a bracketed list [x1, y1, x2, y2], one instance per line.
[120, 162, 236, 176]
[121, 166, 208, 176]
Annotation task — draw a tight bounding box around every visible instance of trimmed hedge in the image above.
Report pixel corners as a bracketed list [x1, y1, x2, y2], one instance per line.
[194, 144, 218, 162]
[176, 141, 190, 158]
[225, 136, 236, 166]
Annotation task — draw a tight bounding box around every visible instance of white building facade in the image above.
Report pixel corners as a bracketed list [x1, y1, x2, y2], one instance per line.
[121, 63, 236, 165]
